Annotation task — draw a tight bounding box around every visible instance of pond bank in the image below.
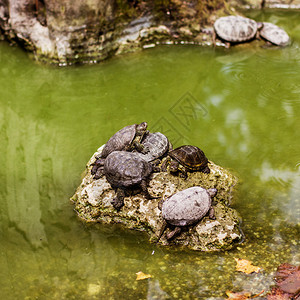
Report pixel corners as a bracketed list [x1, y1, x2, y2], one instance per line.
[0, 0, 298, 65]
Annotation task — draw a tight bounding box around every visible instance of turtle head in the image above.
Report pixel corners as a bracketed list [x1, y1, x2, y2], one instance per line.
[257, 22, 264, 31]
[207, 188, 217, 199]
[169, 159, 179, 173]
[136, 122, 148, 133]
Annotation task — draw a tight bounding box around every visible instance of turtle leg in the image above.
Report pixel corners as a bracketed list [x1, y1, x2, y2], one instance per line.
[111, 188, 126, 210]
[150, 159, 161, 172]
[166, 226, 182, 240]
[156, 220, 167, 244]
[91, 158, 104, 175]
[177, 165, 188, 179]
[161, 156, 171, 172]
[208, 206, 216, 220]
[140, 179, 159, 199]
[93, 166, 105, 179]
[201, 165, 210, 174]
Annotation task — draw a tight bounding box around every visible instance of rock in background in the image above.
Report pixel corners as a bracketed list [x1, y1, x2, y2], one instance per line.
[71, 145, 244, 251]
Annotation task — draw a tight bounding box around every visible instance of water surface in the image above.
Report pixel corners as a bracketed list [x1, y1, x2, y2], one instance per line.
[0, 10, 299, 299]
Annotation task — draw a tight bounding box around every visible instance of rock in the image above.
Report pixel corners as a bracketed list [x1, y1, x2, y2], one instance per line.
[71, 145, 244, 251]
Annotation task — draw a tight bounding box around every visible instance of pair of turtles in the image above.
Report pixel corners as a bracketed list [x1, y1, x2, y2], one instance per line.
[213, 15, 290, 47]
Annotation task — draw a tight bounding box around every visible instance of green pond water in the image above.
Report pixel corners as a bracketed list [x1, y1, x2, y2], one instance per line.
[0, 10, 299, 300]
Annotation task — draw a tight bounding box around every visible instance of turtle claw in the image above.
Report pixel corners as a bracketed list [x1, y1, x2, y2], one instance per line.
[111, 197, 124, 210]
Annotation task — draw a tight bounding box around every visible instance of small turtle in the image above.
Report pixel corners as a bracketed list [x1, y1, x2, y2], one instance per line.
[258, 22, 290, 47]
[213, 16, 258, 47]
[136, 132, 171, 168]
[161, 145, 210, 178]
[104, 151, 153, 210]
[157, 187, 217, 242]
[91, 122, 149, 179]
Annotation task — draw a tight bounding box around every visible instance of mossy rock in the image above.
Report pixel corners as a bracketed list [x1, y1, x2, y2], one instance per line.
[71, 145, 243, 251]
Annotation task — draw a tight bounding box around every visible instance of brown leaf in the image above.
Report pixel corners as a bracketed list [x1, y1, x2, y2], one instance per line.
[136, 271, 152, 281]
[234, 258, 261, 274]
[267, 286, 291, 300]
[275, 263, 300, 283]
[277, 270, 300, 294]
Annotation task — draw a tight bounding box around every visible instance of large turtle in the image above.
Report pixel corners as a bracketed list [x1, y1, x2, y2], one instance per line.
[91, 122, 149, 179]
[161, 145, 210, 178]
[157, 186, 217, 242]
[213, 16, 258, 46]
[258, 22, 290, 46]
[136, 132, 171, 169]
[104, 151, 153, 210]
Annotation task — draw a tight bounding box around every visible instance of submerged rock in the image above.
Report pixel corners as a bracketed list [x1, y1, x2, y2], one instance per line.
[71, 145, 244, 251]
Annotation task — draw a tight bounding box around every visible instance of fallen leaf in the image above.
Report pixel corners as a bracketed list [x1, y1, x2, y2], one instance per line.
[267, 286, 291, 300]
[234, 258, 261, 274]
[278, 270, 300, 294]
[275, 263, 300, 283]
[226, 290, 251, 299]
[226, 290, 264, 299]
[136, 271, 152, 281]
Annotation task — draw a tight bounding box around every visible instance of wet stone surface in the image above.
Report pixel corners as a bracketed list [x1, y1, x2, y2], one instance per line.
[71, 145, 244, 251]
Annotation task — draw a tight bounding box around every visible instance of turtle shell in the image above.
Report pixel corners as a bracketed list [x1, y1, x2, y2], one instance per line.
[259, 22, 290, 46]
[104, 151, 152, 188]
[169, 145, 209, 171]
[101, 124, 136, 159]
[161, 187, 214, 226]
[137, 132, 169, 162]
[214, 16, 258, 43]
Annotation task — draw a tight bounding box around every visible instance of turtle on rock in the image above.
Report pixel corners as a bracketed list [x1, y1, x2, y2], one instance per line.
[135, 132, 172, 169]
[157, 186, 217, 242]
[213, 16, 259, 47]
[161, 145, 210, 178]
[104, 151, 154, 210]
[258, 22, 290, 47]
[91, 122, 149, 179]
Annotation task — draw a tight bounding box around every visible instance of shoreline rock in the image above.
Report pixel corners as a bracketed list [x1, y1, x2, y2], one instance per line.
[1, 0, 297, 66]
[71, 145, 244, 251]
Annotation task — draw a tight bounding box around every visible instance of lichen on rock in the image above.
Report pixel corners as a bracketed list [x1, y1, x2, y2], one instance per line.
[71, 144, 244, 251]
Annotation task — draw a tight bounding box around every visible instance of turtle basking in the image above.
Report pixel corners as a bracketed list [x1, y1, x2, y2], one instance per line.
[161, 145, 210, 178]
[157, 186, 217, 242]
[136, 132, 172, 170]
[104, 151, 153, 210]
[258, 22, 290, 47]
[213, 16, 258, 47]
[91, 122, 149, 179]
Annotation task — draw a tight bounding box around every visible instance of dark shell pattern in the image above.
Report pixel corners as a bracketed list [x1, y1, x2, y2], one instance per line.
[214, 16, 258, 42]
[104, 151, 152, 188]
[161, 187, 212, 226]
[101, 124, 136, 158]
[169, 145, 209, 171]
[137, 132, 169, 162]
[259, 22, 290, 46]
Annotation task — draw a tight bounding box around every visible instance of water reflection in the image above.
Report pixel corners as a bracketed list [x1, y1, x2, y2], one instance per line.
[0, 10, 299, 299]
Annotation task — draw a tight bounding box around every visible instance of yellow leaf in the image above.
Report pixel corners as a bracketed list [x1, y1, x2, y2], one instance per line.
[226, 290, 251, 299]
[234, 258, 261, 274]
[226, 290, 264, 299]
[136, 271, 152, 280]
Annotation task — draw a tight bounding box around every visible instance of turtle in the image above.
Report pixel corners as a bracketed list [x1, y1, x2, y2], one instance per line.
[104, 151, 153, 210]
[91, 122, 149, 179]
[161, 145, 210, 178]
[213, 16, 258, 47]
[136, 132, 172, 169]
[258, 22, 290, 47]
[157, 186, 217, 242]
